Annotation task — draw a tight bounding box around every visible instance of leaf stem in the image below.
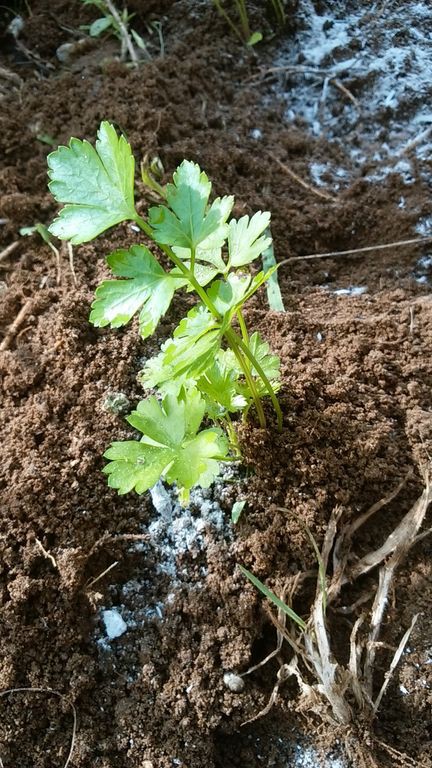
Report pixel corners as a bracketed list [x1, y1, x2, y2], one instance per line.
[227, 333, 266, 428]
[228, 328, 283, 430]
[236, 309, 250, 369]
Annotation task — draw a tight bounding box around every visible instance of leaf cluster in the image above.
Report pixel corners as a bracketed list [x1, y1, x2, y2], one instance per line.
[47, 122, 281, 500]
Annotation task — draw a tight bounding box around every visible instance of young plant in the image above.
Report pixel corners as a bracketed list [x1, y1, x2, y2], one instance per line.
[211, 0, 262, 46]
[211, 0, 286, 46]
[47, 121, 282, 502]
[80, 0, 150, 65]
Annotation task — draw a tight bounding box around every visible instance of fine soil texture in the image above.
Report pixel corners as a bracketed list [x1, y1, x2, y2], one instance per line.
[1, 1, 432, 767]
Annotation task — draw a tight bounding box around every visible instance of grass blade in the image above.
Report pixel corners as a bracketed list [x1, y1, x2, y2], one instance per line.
[239, 565, 306, 630]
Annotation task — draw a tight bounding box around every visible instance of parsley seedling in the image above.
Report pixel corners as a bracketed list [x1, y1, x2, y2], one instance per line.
[48, 122, 282, 501]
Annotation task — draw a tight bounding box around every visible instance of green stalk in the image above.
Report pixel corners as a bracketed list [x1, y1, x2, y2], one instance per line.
[228, 335, 266, 427]
[211, 0, 245, 42]
[236, 308, 250, 370]
[235, 0, 250, 40]
[134, 215, 221, 318]
[190, 245, 196, 276]
[224, 413, 241, 457]
[227, 328, 283, 430]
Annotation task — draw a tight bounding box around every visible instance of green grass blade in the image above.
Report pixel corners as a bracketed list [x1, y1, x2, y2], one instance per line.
[239, 565, 306, 630]
[261, 229, 285, 312]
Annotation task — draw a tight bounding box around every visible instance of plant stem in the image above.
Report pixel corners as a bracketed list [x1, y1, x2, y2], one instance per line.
[211, 0, 245, 43]
[236, 309, 250, 369]
[228, 329, 283, 430]
[226, 332, 266, 427]
[224, 414, 241, 457]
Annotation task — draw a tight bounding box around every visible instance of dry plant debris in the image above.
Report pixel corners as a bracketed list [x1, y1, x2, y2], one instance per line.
[240, 469, 432, 766]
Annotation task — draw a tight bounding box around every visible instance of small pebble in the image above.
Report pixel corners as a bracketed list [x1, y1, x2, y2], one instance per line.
[223, 672, 245, 693]
[102, 609, 127, 640]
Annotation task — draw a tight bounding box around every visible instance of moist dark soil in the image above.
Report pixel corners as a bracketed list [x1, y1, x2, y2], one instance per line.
[1, 1, 431, 767]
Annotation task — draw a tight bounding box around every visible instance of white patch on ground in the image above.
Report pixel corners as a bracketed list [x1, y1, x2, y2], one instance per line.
[330, 285, 368, 297]
[95, 466, 238, 655]
[147, 471, 234, 582]
[271, 1, 432, 188]
[293, 745, 346, 768]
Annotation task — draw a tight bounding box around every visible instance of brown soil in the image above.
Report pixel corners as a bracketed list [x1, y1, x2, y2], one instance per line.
[1, 1, 431, 767]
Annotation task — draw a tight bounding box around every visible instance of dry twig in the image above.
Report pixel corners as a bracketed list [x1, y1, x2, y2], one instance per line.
[268, 152, 338, 202]
[0, 299, 34, 351]
[35, 538, 58, 569]
[105, 0, 139, 66]
[0, 241, 19, 263]
[278, 236, 432, 266]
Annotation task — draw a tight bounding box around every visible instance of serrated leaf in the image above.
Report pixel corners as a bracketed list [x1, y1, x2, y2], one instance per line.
[141, 305, 222, 391]
[225, 331, 281, 400]
[173, 240, 227, 286]
[103, 441, 173, 494]
[248, 331, 281, 385]
[207, 273, 252, 316]
[197, 351, 246, 416]
[90, 245, 182, 338]
[228, 211, 272, 267]
[148, 160, 234, 251]
[103, 391, 229, 495]
[207, 269, 276, 319]
[48, 121, 136, 244]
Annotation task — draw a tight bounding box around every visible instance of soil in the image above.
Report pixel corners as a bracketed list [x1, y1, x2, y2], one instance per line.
[1, 1, 432, 767]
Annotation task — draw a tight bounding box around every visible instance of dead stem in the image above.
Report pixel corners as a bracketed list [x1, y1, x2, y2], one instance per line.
[0, 298, 35, 351]
[35, 538, 58, 569]
[242, 471, 431, 740]
[373, 614, 418, 714]
[67, 242, 78, 287]
[347, 473, 432, 582]
[86, 560, 119, 589]
[0, 241, 19, 262]
[278, 236, 432, 266]
[330, 77, 360, 109]
[104, 0, 139, 66]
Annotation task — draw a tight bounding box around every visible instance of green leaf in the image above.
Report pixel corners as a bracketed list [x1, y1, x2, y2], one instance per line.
[19, 223, 53, 244]
[248, 331, 281, 386]
[103, 391, 229, 495]
[141, 305, 223, 392]
[239, 566, 306, 630]
[89, 16, 113, 36]
[89, 245, 182, 338]
[197, 351, 246, 415]
[207, 273, 252, 316]
[48, 121, 136, 244]
[228, 211, 272, 267]
[207, 270, 276, 319]
[173, 240, 227, 285]
[148, 160, 234, 251]
[261, 231, 285, 312]
[231, 500, 246, 524]
[224, 331, 281, 401]
[247, 31, 263, 46]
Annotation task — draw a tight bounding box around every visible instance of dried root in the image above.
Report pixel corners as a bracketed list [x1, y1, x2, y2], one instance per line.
[240, 468, 432, 764]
